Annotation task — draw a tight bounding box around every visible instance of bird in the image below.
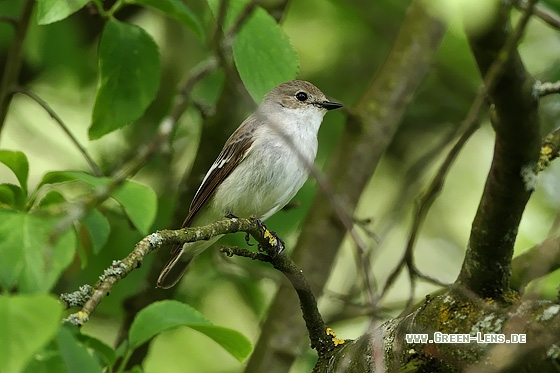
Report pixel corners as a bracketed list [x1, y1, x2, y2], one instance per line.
[157, 80, 342, 288]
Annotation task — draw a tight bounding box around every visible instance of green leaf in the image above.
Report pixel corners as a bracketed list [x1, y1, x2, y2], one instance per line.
[0, 209, 76, 292]
[130, 0, 204, 40]
[37, 189, 67, 208]
[56, 326, 103, 373]
[0, 150, 29, 194]
[129, 300, 252, 361]
[76, 333, 117, 366]
[189, 324, 253, 362]
[36, 0, 90, 25]
[82, 209, 111, 254]
[90, 19, 161, 139]
[0, 294, 63, 373]
[233, 6, 299, 102]
[41, 171, 157, 234]
[23, 346, 66, 373]
[111, 180, 157, 234]
[0, 183, 26, 209]
[207, 0, 298, 102]
[41, 170, 103, 187]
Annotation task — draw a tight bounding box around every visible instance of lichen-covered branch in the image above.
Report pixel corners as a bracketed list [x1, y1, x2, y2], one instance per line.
[536, 80, 560, 97]
[326, 289, 560, 371]
[62, 217, 289, 325]
[456, 0, 541, 298]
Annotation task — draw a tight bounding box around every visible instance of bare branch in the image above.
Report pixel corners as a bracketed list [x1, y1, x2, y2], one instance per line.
[0, 16, 18, 26]
[515, 0, 560, 30]
[511, 235, 560, 291]
[14, 87, 103, 177]
[0, 0, 34, 136]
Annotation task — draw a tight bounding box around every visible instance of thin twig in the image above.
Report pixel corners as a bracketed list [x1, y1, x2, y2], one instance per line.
[112, 57, 219, 180]
[62, 218, 261, 323]
[220, 229, 337, 358]
[515, 0, 560, 30]
[0, 0, 34, 136]
[0, 16, 18, 26]
[211, 0, 229, 47]
[381, 0, 539, 299]
[225, 0, 259, 41]
[14, 87, 103, 177]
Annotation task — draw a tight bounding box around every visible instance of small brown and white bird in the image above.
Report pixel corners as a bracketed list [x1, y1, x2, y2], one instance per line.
[157, 80, 342, 288]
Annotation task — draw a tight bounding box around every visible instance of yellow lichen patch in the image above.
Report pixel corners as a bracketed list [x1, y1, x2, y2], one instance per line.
[538, 144, 556, 171]
[263, 228, 277, 246]
[501, 290, 520, 304]
[326, 327, 346, 346]
[541, 144, 553, 156]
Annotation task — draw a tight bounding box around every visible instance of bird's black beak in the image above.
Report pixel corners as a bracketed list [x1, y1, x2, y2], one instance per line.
[318, 101, 343, 111]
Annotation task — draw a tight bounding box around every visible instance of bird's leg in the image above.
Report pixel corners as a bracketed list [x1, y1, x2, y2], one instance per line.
[225, 214, 254, 246]
[244, 232, 254, 246]
[255, 218, 285, 256]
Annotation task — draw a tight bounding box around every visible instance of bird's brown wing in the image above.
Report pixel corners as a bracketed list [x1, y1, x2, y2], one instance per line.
[170, 117, 257, 254]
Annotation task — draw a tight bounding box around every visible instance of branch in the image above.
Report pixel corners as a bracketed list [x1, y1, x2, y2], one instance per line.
[111, 56, 219, 180]
[0, 0, 34, 136]
[515, 0, 560, 30]
[457, 0, 541, 297]
[0, 16, 18, 26]
[62, 217, 281, 324]
[538, 126, 560, 172]
[14, 87, 103, 177]
[535, 80, 560, 97]
[221, 245, 338, 358]
[510, 235, 560, 291]
[64, 217, 337, 357]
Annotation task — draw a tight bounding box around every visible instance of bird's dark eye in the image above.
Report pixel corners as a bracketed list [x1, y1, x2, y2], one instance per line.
[295, 91, 308, 101]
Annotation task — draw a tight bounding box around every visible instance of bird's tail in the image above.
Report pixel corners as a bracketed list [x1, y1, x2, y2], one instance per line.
[157, 236, 222, 289]
[157, 245, 192, 289]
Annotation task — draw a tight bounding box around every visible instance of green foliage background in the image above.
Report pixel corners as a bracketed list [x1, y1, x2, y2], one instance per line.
[1, 0, 560, 372]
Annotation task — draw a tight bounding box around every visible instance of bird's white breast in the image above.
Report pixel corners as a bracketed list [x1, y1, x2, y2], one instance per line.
[211, 105, 325, 220]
